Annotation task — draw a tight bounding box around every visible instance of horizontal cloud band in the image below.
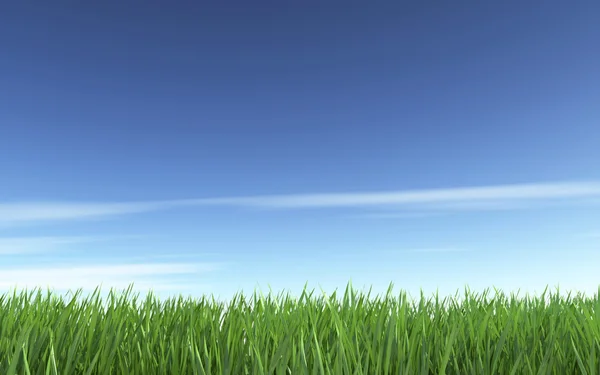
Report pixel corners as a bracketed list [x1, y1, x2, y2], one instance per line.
[1, 181, 600, 223]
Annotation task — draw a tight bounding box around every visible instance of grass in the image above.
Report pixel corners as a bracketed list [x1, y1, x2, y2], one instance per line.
[0, 283, 599, 374]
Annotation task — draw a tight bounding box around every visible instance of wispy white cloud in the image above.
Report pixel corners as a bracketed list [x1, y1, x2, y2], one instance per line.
[2, 181, 599, 225]
[407, 248, 472, 253]
[0, 262, 219, 292]
[0, 236, 91, 255]
[196, 181, 600, 209]
[0, 201, 170, 224]
[348, 212, 446, 219]
[0, 235, 144, 255]
[414, 200, 531, 211]
[380, 247, 471, 255]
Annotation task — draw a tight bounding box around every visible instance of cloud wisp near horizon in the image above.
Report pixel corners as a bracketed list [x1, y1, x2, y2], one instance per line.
[0, 235, 222, 295]
[0, 262, 220, 294]
[1, 180, 599, 298]
[2, 180, 600, 225]
[0, 235, 149, 255]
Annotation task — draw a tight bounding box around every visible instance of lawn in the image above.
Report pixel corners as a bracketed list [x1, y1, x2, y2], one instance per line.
[0, 283, 598, 374]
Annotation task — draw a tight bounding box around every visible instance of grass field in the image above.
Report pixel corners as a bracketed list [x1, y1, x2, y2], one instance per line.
[0, 283, 599, 374]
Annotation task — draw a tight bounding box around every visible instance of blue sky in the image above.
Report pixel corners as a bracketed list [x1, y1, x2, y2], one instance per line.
[1, 2, 599, 300]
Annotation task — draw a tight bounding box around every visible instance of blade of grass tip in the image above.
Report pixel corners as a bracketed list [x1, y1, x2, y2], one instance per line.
[343, 280, 353, 309]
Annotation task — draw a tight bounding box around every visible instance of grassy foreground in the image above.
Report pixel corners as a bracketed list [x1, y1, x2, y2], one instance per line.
[0, 284, 599, 374]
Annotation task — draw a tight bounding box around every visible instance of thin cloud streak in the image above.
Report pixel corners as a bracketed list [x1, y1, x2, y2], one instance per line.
[0, 236, 95, 255]
[0, 201, 171, 223]
[0, 262, 219, 291]
[349, 212, 446, 219]
[0, 235, 145, 255]
[407, 248, 472, 253]
[1, 181, 600, 224]
[381, 248, 472, 255]
[191, 181, 600, 209]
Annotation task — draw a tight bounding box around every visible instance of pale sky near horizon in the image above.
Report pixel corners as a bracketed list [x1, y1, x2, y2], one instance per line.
[1, 1, 599, 301]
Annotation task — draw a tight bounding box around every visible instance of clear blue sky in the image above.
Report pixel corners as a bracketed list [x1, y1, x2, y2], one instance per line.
[1, 1, 599, 300]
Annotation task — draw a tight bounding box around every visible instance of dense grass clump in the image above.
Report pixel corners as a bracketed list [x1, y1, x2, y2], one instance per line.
[0, 283, 599, 374]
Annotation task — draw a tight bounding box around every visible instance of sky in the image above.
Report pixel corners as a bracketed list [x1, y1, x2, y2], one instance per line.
[1, 1, 599, 301]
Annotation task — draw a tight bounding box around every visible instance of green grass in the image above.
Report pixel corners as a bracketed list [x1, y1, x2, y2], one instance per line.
[0, 283, 599, 374]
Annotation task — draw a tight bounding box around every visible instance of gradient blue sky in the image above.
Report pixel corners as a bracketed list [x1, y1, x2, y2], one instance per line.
[1, 1, 599, 300]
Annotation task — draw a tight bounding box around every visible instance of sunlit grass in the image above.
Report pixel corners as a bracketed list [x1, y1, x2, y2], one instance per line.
[0, 283, 599, 374]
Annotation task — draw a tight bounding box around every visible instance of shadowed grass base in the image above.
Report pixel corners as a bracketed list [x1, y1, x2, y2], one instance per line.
[0, 283, 598, 374]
